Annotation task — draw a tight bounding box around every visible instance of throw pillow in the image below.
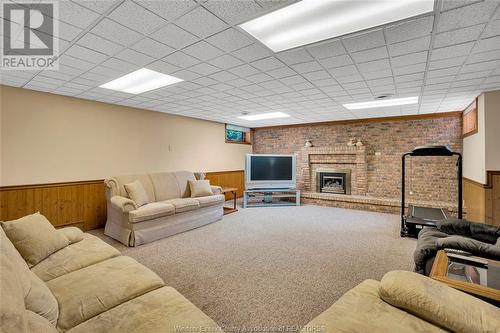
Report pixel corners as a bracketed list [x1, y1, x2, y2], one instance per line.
[189, 179, 214, 198]
[124, 180, 149, 207]
[1, 213, 69, 267]
[58, 227, 84, 244]
[25, 271, 59, 325]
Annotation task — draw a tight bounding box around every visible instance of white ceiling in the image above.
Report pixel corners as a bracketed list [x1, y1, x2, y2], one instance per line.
[1, 0, 500, 127]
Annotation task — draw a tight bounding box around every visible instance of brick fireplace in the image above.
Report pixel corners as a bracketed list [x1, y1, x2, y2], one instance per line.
[252, 113, 463, 215]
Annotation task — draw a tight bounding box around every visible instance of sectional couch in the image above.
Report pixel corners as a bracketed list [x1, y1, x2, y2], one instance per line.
[105, 171, 225, 246]
[0, 213, 220, 333]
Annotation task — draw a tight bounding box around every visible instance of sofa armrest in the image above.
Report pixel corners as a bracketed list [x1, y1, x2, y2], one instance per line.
[379, 270, 500, 333]
[110, 196, 137, 213]
[211, 185, 223, 195]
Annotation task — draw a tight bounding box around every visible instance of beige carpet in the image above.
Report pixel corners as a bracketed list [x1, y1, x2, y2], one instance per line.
[92, 204, 416, 330]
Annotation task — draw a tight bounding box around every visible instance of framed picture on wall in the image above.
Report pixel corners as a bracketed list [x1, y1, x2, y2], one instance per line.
[462, 98, 478, 138]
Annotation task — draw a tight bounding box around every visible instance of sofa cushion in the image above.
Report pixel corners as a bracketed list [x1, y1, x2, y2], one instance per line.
[113, 174, 156, 202]
[174, 171, 197, 198]
[189, 179, 214, 198]
[379, 270, 500, 333]
[162, 198, 200, 213]
[149, 172, 180, 201]
[25, 271, 58, 325]
[47, 256, 164, 331]
[124, 180, 150, 207]
[436, 235, 500, 260]
[58, 227, 84, 244]
[129, 202, 175, 223]
[195, 194, 225, 208]
[1, 213, 69, 267]
[31, 234, 120, 282]
[25, 310, 58, 333]
[66, 287, 220, 333]
[301, 279, 446, 333]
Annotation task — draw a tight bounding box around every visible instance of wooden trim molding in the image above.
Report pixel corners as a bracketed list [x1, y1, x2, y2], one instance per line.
[1, 170, 245, 230]
[254, 111, 462, 130]
[464, 171, 500, 189]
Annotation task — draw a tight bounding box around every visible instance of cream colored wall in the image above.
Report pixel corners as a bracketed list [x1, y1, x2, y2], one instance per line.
[0, 85, 252, 186]
[463, 93, 486, 184]
[484, 91, 500, 171]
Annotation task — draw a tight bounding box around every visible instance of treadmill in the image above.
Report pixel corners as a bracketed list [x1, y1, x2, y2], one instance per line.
[401, 145, 463, 238]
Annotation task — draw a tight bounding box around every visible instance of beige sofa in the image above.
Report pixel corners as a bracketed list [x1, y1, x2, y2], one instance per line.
[302, 270, 500, 333]
[0, 219, 220, 333]
[105, 171, 225, 246]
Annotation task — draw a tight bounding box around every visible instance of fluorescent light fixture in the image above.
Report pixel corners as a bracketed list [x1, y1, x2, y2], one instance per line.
[99, 68, 183, 94]
[343, 97, 419, 110]
[238, 112, 290, 121]
[239, 0, 434, 52]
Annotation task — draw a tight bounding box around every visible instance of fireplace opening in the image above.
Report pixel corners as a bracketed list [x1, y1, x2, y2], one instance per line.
[316, 169, 351, 195]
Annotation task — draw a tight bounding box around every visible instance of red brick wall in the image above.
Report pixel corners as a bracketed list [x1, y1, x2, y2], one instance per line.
[252, 115, 462, 204]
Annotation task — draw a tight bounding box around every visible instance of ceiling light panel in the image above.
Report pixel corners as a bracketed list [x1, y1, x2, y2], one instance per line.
[343, 96, 419, 110]
[240, 0, 435, 52]
[99, 68, 183, 94]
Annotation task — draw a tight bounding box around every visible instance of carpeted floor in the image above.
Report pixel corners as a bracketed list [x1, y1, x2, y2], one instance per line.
[92, 204, 416, 330]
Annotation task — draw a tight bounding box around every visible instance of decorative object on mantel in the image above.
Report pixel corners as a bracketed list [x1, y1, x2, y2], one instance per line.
[305, 139, 313, 147]
[347, 138, 356, 146]
[355, 139, 364, 147]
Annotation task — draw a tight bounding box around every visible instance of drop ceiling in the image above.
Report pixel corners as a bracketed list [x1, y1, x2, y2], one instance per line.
[1, 0, 500, 127]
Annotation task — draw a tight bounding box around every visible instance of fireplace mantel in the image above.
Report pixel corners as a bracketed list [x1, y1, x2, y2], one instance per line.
[297, 145, 367, 196]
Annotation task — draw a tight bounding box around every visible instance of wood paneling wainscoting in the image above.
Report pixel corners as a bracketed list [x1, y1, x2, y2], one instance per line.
[0, 180, 106, 231]
[463, 171, 500, 226]
[0, 170, 244, 230]
[205, 170, 244, 200]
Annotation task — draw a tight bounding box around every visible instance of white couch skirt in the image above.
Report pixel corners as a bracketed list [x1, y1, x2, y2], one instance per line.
[104, 204, 223, 246]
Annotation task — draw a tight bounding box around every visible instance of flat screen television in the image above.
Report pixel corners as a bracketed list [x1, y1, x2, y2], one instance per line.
[245, 154, 296, 189]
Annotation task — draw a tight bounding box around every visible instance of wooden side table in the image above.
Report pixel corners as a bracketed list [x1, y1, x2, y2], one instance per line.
[220, 187, 238, 215]
[430, 250, 500, 305]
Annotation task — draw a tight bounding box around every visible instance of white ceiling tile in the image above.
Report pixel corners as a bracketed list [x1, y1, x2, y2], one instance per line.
[392, 62, 426, 76]
[144, 61, 180, 74]
[343, 30, 385, 52]
[59, 1, 100, 29]
[91, 19, 143, 46]
[130, 38, 175, 59]
[482, 19, 500, 38]
[64, 45, 108, 63]
[115, 49, 155, 67]
[228, 64, 260, 77]
[306, 39, 346, 59]
[137, 0, 197, 21]
[267, 66, 297, 79]
[290, 61, 323, 74]
[74, 0, 118, 14]
[209, 71, 239, 82]
[246, 73, 273, 83]
[318, 54, 353, 69]
[58, 55, 95, 71]
[362, 68, 392, 80]
[441, 0, 482, 12]
[388, 36, 431, 57]
[385, 16, 434, 44]
[109, 1, 166, 35]
[427, 66, 461, 78]
[101, 57, 140, 72]
[467, 49, 500, 64]
[57, 21, 83, 42]
[438, 1, 498, 32]
[391, 51, 428, 68]
[163, 51, 200, 68]
[202, 0, 265, 25]
[250, 57, 284, 71]
[431, 42, 474, 60]
[276, 48, 314, 65]
[429, 56, 467, 70]
[434, 24, 485, 48]
[329, 65, 359, 78]
[208, 54, 244, 69]
[473, 35, 500, 53]
[206, 28, 253, 52]
[77, 33, 123, 55]
[302, 70, 331, 81]
[189, 62, 221, 75]
[232, 43, 271, 62]
[351, 46, 388, 63]
[175, 6, 227, 38]
[357, 58, 391, 73]
[150, 24, 199, 49]
[183, 41, 224, 61]
[461, 59, 500, 73]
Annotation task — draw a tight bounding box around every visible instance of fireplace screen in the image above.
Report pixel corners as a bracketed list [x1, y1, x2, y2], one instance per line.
[316, 169, 351, 195]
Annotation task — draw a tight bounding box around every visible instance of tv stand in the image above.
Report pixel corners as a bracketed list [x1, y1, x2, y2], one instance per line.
[243, 188, 300, 208]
